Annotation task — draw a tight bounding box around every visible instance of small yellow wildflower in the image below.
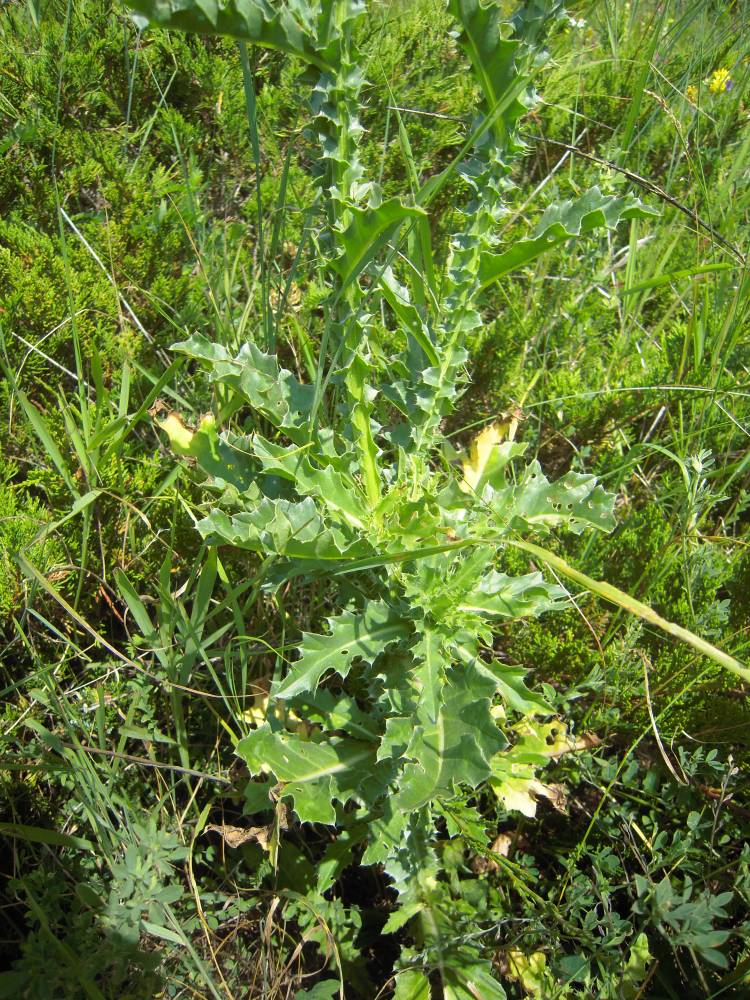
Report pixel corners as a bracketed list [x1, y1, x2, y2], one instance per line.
[708, 68, 732, 94]
[686, 84, 698, 104]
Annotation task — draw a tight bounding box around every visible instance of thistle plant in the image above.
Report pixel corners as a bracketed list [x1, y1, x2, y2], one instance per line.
[126, 0, 749, 993]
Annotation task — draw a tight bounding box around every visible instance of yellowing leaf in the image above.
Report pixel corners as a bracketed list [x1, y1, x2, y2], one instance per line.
[157, 411, 197, 454]
[620, 933, 653, 1000]
[461, 422, 509, 492]
[491, 774, 566, 817]
[489, 720, 587, 816]
[506, 949, 555, 996]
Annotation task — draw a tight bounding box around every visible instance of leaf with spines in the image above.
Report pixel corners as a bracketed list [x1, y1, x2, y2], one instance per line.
[478, 188, 658, 291]
[125, 0, 337, 71]
[380, 267, 439, 369]
[448, 0, 533, 148]
[409, 628, 445, 724]
[331, 198, 427, 293]
[236, 723, 386, 824]
[295, 689, 379, 743]
[197, 497, 368, 561]
[453, 634, 553, 715]
[173, 335, 316, 442]
[457, 569, 567, 619]
[275, 601, 411, 701]
[252, 435, 367, 529]
[378, 806, 439, 899]
[488, 461, 617, 535]
[395, 660, 506, 811]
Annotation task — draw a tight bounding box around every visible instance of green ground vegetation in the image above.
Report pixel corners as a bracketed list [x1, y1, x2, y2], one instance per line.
[1, 0, 749, 996]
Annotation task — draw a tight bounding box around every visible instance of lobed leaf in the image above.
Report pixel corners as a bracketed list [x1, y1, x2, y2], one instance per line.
[173, 335, 316, 442]
[331, 198, 427, 293]
[156, 412, 257, 492]
[395, 660, 506, 810]
[274, 601, 411, 700]
[478, 187, 658, 290]
[448, 0, 530, 148]
[453, 635, 553, 715]
[125, 0, 335, 71]
[236, 723, 384, 825]
[457, 569, 567, 618]
[489, 461, 617, 535]
[197, 496, 367, 560]
[252, 435, 367, 528]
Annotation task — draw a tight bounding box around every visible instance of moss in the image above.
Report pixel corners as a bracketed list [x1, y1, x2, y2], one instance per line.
[0, 462, 66, 624]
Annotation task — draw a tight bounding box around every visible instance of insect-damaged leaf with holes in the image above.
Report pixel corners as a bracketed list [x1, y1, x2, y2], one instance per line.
[490, 719, 576, 817]
[488, 461, 617, 535]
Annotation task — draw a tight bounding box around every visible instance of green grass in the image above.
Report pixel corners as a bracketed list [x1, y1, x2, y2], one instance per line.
[1, 0, 749, 996]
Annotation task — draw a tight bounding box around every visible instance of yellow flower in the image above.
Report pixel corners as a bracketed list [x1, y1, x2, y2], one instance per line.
[708, 68, 732, 94]
[686, 84, 698, 104]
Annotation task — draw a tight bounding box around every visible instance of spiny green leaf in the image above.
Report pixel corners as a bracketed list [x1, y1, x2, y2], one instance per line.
[489, 461, 617, 535]
[332, 198, 427, 292]
[453, 636, 552, 715]
[380, 267, 439, 368]
[409, 627, 446, 723]
[295, 689, 379, 742]
[458, 569, 567, 618]
[125, 0, 335, 71]
[478, 188, 658, 290]
[236, 724, 382, 825]
[448, 0, 529, 146]
[275, 601, 411, 700]
[382, 902, 425, 935]
[252, 435, 367, 529]
[379, 807, 439, 897]
[361, 799, 410, 867]
[197, 497, 366, 561]
[173, 335, 315, 441]
[395, 661, 505, 810]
